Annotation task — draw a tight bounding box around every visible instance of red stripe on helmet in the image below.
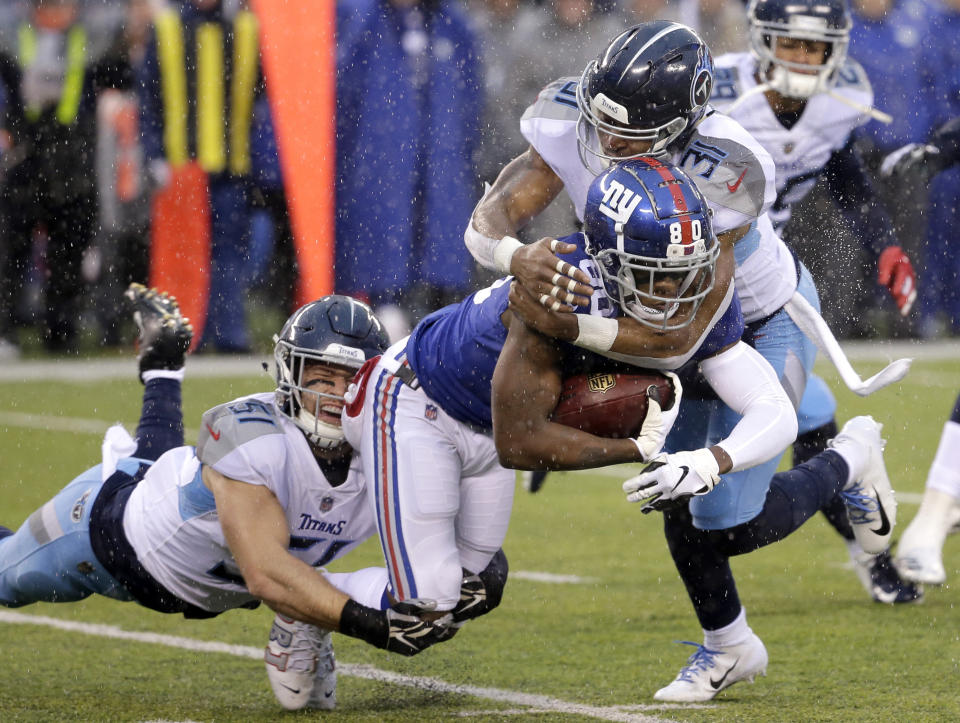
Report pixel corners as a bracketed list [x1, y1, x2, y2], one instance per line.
[636, 157, 694, 244]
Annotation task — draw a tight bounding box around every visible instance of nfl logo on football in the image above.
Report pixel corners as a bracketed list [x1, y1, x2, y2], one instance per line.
[587, 373, 617, 394]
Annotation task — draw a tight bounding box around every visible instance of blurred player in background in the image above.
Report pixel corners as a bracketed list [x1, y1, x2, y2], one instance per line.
[706, 0, 919, 603]
[881, 117, 960, 585]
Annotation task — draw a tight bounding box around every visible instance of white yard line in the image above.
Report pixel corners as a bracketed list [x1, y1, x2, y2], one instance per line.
[0, 610, 685, 723]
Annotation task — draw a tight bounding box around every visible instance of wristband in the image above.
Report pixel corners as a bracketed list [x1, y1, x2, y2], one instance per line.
[573, 314, 618, 352]
[492, 236, 523, 276]
[339, 599, 387, 648]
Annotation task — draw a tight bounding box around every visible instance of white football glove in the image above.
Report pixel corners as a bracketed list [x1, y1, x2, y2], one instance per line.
[622, 448, 721, 513]
[631, 371, 682, 462]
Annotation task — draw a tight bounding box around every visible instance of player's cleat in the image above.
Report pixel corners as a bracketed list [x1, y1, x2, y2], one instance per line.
[894, 546, 945, 586]
[522, 469, 549, 493]
[830, 416, 896, 555]
[852, 550, 923, 604]
[653, 633, 768, 702]
[125, 283, 193, 380]
[264, 614, 337, 711]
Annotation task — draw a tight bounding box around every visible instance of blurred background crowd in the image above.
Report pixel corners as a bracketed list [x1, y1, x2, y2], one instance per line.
[0, 0, 957, 359]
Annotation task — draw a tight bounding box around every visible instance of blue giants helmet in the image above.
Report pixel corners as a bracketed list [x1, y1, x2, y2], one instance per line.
[274, 295, 388, 449]
[748, 0, 852, 99]
[576, 21, 714, 164]
[583, 158, 720, 331]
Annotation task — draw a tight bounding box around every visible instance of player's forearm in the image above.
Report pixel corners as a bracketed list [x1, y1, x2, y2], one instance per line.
[577, 246, 734, 359]
[245, 552, 350, 630]
[700, 342, 797, 472]
[494, 421, 645, 470]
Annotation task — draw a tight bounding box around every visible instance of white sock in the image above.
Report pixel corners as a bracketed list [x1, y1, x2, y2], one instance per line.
[926, 421, 960, 499]
[830, 438, 867, 487]
[142, 368, 185, 383]
[845, 537, 866, 561]
[704, 607, 751, 649]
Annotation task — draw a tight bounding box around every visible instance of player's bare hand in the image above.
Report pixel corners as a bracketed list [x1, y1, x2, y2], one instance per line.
[508, 280, 579, 341]
[510, 238, 593, 310]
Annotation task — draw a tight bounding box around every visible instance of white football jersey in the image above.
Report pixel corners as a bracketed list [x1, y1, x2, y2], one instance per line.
[519, 77, 796, 322]
[711, 52, 873, 232]
[122, 392, 375, 613]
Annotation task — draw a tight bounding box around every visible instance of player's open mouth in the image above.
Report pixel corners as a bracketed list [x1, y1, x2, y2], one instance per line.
[318, 403, 343, 424]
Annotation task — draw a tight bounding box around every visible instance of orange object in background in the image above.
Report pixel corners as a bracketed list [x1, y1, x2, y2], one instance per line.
[251, 0, 336, 306]
[149, 161, 211, 350]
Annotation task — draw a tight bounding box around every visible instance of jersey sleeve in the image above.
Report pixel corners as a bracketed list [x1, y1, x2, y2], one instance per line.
[679, 113, 777, 234]
[519, 77, 581, 157]
[196, 395, 288, 489]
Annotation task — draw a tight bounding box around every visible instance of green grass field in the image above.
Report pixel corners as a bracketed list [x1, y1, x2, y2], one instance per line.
[1, 350, 958, 722]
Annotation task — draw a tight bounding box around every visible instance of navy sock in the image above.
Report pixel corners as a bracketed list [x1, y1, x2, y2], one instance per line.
[663, 450, 849, 631]
[663, 504, 741, 631]
[134, 378, 184, 461]
[951, 392, 960, 424]
[714, 450, 849, 557]
[793, 421, 853, 541]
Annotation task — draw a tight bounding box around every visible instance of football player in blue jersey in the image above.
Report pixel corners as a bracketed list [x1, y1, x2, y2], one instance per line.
[882, 117, 960, 586]
[347, 158, 896, 704]
[705, 0, 920, 604]
[0, 285, 462, 713]
[465, 21, 907, 701]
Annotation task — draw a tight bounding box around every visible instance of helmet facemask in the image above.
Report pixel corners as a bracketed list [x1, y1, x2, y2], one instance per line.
[575, 72, 686, 170]
[274, 338, 362, 451]
[750, 17, 850, 99]
[588, 231, 720, 331]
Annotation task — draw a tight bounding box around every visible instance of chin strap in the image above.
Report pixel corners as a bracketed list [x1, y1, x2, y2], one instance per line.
[726, 79, 893, 125]
[784, 291, 911, 396]
[724, 81, 772, 116]
[824, 89, 893, 125]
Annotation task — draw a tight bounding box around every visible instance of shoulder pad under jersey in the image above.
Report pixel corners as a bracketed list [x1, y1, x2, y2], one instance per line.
[197, 395, 284, 467]
[832, 57, 873, 98]
[677, 114, 776, 231]
[521, 76, 581, 124]
[710, 56, 745, 105]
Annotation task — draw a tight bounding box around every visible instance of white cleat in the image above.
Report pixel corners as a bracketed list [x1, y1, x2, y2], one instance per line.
[264, 614, 337, 711]
[895, 546, 946, 586]
[830, 416, 896, 555]
[653, 633, 768, 702]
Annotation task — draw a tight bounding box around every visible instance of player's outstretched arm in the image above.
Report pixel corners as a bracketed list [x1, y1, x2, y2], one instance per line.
[491, 312, 663, 471]
[466, 146, 592, 306]
[205, 467, 451, 655]
[507, 240, 735, 360]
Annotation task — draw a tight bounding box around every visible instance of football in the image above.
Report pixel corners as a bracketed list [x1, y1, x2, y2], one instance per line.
[550, 370, 675, 438]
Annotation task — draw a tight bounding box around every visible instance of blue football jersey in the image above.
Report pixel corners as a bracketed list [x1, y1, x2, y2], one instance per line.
[406, 233, 742, 430]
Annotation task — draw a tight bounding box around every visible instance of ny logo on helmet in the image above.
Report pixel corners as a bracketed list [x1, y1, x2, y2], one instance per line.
[599, 179, 643, 224]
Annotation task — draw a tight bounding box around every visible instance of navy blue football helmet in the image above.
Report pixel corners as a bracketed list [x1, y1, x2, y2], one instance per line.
[748, 0, 852, 99]
[583, 158, 719, 331]
[274, 295, 388, 449]
[576, 22, 714, 166]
